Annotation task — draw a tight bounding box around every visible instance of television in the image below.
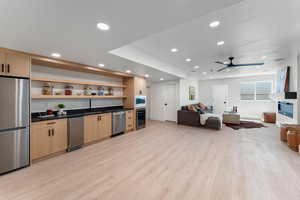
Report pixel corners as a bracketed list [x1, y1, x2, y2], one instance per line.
[278, 101, 293, 118]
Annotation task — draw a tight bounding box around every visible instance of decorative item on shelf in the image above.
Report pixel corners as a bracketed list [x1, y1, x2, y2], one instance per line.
[108, 87, 113, 96]
[84, 87, 92, 96]
[42, 83, 54, 95]
[91, 92, 97, 96]
[55, 91, 63, 96]
[98, 87, 105, 96]
[64, 85, 73, 96]
[57, 104, 66, 116]
[232, 106, 238, 113]
[76, 92, 82, 96]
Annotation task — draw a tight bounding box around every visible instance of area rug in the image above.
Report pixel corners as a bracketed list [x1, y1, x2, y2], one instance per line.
[224, 121, 267, 130]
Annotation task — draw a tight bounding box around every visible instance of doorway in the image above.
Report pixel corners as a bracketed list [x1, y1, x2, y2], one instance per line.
[149, 83, 178, 122]
[163, 84, 177, 122]
[211, 84, 229, 114]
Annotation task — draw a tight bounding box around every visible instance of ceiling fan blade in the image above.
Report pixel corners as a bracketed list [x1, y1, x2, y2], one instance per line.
[217, 67, 228, 72]
[232, 63, 264, 67]
[215, 61, 226, 65]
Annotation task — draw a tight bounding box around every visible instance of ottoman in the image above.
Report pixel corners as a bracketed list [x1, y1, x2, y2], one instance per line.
[205, 117, 222, 130]
[263, 112, 276, 123]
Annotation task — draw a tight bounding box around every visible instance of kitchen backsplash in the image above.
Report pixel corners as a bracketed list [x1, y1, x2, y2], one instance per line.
[31, 99, 123, 113]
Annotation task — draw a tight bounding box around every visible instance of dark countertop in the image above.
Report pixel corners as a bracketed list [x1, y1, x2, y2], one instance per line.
[31, 106, 133, 122]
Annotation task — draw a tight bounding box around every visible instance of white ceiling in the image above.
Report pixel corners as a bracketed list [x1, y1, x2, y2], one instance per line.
[1, 0, 300, 81]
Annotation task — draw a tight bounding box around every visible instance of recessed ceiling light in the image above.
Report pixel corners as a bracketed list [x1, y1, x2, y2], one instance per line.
[217, 41, 225, 46]
[160, 78, 164, 81]
[97, 22, 110, 31]
[144, 74, 149, 78]
[98, 63, 105, 67]
[186, 58, 192, 62]
[51, 53, 61, 58]
[194, 65, 199, 69]
[171, 48, 178, 53]
[126, 70, 131, 73]
[261, 56, 267, 59]
[209, 21, 220, 28]
[203, 72, 207, 75]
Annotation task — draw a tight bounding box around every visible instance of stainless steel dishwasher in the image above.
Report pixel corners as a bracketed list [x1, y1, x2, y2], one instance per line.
[112, 111, 126, 136]
[67, 116, 84, 152]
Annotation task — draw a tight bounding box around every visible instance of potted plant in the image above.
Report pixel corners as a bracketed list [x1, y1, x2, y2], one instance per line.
[57, 104, 65, 115]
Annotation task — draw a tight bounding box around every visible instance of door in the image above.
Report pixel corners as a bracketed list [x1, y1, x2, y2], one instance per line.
[31, 124, 52, 160]
[212, 85, 229, 114]
[5, 53, 30, 78]
[126, 111, 134, 132]
[163, 84, 177, 122]
[84, 115, 98, 143]
[51, 120, 68, 154]
[99, 113, 112, 138]
[0, 128, 29, 174]
[0, 77, 29, 130]
[0, 52, 5, 75]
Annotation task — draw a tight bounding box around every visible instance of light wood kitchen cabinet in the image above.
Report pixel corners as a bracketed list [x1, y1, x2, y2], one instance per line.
[99, 113, 112, 138]
[84, 113, 112, 144]
[51, 120, 68, 154]
[0, 49, 30, 78]
[84, 115, 98, 143]
[126, 110, 134, 132]
[134, 77, 147, 96]
[123, 77, 147, 108]
[0, 52, 5, 76]
[31, 119, 67, 160]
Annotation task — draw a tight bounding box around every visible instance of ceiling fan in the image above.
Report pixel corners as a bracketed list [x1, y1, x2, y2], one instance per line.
[215, 57, 264, 72]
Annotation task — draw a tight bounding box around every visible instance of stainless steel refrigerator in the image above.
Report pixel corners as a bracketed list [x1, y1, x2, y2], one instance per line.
[0, 76, 30, 175]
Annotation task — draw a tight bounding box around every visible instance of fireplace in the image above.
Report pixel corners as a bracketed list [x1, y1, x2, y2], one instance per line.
[278, 101, 293, 118]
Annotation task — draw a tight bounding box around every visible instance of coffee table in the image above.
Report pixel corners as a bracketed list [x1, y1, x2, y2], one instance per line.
[223, 112, 240, 124]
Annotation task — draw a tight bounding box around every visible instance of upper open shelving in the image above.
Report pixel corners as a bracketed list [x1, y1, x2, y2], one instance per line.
[31, 95, 127, 99]
[31, 77, 126, 88]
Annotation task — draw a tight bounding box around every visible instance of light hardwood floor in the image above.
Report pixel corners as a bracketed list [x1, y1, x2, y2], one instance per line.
[0, 121, 300, 200]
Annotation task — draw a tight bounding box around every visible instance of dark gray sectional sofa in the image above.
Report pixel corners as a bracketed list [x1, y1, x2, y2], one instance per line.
[177, 105, 222, 130]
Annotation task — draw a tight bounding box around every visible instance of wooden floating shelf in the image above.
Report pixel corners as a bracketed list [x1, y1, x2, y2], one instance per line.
[31, 95, 127, 99]
[31, 77, 126, 88]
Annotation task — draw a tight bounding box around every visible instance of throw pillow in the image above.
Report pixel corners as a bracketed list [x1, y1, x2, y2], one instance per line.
[199, 103, 207, 110]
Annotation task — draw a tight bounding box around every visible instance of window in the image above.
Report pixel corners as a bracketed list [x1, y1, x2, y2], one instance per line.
[240, 81, 272, 101]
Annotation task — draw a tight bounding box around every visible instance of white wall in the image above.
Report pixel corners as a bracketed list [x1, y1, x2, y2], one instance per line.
[31, 65, 123, 112]
[199, 74, 277, 119]
[179, 78, 199, 106]
[275, 52, 299, 124]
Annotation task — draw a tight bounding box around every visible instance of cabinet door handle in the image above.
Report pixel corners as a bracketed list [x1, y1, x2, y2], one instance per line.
[48, 129, 51, 137]
[7, 64, 10, 73]
[52, 129, 54, 136]
[99, 116, 102, 120]
[1, 64, 4, 73]
[47, 122, 56, 125]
